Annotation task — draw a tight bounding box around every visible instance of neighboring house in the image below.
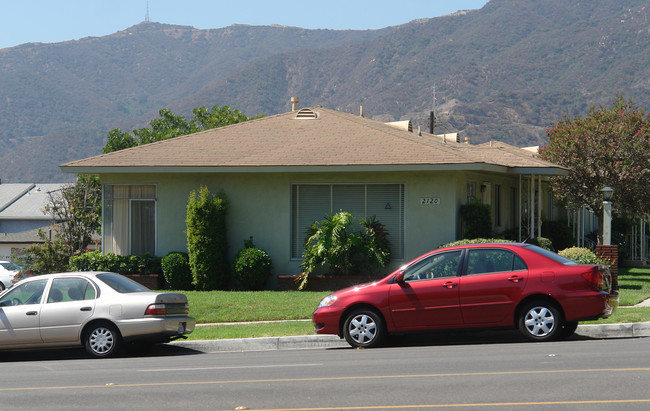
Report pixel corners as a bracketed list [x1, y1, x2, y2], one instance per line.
[60, 105, 568, 280]
[0, 183, 66, 259]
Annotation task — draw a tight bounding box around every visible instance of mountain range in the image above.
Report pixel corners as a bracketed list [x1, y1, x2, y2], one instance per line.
[1, 0, 649, 182]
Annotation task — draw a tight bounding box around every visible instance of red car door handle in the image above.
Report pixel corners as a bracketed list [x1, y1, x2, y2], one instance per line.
[443, 281, 457, 289]
[508, 276, 522, 283]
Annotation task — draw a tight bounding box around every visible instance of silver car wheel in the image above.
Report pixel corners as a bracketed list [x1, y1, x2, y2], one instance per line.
[524, 306, 555, 337]
[343, 309, 385, 348]
[85, 323, 121, 357]
[349, 314, 377, 344]
[90, 327, 114, 353]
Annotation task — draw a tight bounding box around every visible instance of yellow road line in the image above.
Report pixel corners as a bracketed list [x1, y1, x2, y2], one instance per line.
[225, 399, 650, 410]
[1, 367, 650, 392]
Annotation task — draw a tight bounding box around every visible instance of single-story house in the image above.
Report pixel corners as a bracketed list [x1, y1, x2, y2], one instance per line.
[0, 183, 66, 259]
[60, 105, 568, 280]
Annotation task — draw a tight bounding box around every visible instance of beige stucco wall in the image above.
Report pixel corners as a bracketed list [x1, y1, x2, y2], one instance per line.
[100, 170, 465, 278]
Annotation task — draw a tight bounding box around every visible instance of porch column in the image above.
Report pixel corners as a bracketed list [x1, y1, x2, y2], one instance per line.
[538, 175, 542, 238]
[518, 175, 522, 242]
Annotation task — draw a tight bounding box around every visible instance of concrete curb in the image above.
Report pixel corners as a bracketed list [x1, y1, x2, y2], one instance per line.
[576, 322, 650, 339]
[171, 335, 348, 352]
[171, 322, 650, 353]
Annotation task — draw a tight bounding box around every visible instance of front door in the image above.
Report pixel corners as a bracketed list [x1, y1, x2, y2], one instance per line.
[0, 279, 48, 345]
[388, 250, 463, 330]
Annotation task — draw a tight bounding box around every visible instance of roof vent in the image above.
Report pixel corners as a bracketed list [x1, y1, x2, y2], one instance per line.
[385, 120, 413, 132]
[296, 108, 318, 119]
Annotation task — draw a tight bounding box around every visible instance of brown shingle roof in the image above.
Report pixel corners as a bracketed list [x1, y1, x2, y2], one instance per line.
[60, 107, 565, 174]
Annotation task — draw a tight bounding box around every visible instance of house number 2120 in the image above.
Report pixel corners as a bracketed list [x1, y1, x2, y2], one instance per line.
[420, 197, 440, 205]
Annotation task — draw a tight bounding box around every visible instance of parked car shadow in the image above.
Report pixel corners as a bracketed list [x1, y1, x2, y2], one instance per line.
[0, 343, 203, 362]
[329, 328, 601, 350]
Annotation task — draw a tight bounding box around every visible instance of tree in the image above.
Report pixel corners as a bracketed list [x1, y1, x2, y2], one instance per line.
[103, 106, 262, 153]
[15, 175, 101, 273]
[539, 96, 650, 242]
[43, 174, 102, 253]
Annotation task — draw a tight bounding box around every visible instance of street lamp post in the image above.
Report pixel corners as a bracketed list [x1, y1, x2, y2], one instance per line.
[601, 186, 614, 245]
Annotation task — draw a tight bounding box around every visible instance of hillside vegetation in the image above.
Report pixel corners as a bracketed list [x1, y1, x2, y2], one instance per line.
[1, 0, 649, 182]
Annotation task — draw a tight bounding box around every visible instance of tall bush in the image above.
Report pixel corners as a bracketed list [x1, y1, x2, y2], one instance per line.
[186, 186, 229, 290]
[460, 199, 492, 239]
[541, 220, 574, 251]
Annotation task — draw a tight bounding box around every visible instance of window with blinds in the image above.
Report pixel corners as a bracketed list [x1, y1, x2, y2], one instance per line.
[103, 185, 156, 256]
[291, 183, 404, 259]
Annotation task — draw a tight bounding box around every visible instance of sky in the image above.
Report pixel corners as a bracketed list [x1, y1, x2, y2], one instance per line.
[0, 0, 490, 50]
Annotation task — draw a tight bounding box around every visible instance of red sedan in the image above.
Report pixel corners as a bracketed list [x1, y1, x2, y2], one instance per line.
[312, 243, 617, 348]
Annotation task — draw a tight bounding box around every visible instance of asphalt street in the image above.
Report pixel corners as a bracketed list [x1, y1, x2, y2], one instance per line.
[2, 334, 649, 410]
[172, 320, 650, 353]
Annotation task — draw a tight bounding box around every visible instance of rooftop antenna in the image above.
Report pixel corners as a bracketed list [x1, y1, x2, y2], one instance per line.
[145, 0, 150, 22]
[428, 84, 437, 134]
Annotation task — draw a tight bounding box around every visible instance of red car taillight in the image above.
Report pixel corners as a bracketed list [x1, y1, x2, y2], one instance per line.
[581, 267, 603, 290]
[145, 303, 167, 316]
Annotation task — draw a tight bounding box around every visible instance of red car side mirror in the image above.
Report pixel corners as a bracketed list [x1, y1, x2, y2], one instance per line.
[394, 272, 405, 283]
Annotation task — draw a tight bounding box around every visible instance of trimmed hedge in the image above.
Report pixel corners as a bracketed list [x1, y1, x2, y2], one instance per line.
[161, 252, 193, 290]
[233, 247, 273, 290]
[68, 250, 161, 274]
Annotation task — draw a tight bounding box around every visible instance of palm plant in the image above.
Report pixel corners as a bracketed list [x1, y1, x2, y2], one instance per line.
[296, 211, 391, 290]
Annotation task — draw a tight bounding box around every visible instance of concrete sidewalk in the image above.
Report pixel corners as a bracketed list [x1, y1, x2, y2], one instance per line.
[172, 321, 650, 353]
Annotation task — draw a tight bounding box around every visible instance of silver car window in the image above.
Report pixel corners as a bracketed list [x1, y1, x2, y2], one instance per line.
[0, 279, 48, 306]
[96, 273, 150, 293]
[47, 277, 96, 303]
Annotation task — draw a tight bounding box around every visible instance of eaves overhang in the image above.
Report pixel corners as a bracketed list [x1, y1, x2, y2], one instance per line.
[60, 162, 568, 176]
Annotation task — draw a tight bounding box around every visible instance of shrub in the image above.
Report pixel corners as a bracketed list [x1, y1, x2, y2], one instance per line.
[16, 237, 71, 274]
[440, 238, 513, 248]
[460, 199, 493, 239]
[186, 186, 229, 290]
[529, 236, 553, 251]
[69, 251, 161, 274]
[161, 252, 193, 290]
[558, 247, 610, 265]
[541, 220, 574, 251]
[233, 245, 273, 290]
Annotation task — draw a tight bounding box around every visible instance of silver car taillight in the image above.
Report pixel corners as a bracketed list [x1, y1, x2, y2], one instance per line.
[145, 303, 167, 316]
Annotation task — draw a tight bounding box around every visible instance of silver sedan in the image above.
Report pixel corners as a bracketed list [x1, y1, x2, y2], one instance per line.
[0, 272, 195, 357]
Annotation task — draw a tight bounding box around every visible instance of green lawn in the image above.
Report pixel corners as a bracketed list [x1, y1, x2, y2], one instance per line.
[180, 266, 650, 340]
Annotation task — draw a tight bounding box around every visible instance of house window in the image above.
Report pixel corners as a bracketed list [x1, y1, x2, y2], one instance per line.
[467, 182, 477, 203]
[291, 184, 404, 260]
[494, 185, 502, 227]
[103, 185, 156, 256]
